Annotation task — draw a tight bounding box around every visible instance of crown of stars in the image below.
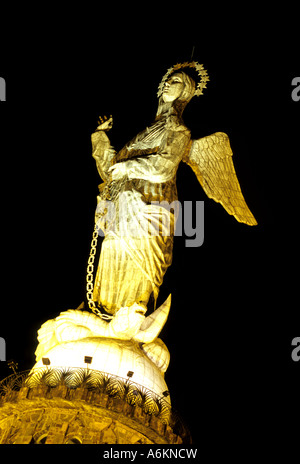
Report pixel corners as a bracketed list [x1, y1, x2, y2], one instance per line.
[157, 61, 209, 98]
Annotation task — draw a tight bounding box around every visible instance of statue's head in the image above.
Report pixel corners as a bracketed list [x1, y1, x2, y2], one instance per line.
[161, 71, 196, 104]
[156, 62, 209, 118]
[158, 62, 209, 102]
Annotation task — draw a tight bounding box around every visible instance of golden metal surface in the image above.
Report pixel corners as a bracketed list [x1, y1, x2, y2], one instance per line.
[90, 63, 257, 318]
[34, 63, 257, 391]
[186, 132, 257, 225]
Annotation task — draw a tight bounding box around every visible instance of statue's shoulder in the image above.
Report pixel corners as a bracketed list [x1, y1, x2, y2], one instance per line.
[171, 121, 191, 142]
[167, 115, 190, 136]
[177, 124, 191, 137]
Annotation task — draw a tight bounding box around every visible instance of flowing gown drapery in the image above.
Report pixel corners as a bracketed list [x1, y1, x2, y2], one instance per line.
[91, 113, 191, 314]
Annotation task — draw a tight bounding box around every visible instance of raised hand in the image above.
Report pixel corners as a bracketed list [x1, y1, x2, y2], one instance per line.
[96, 115, 113, 131]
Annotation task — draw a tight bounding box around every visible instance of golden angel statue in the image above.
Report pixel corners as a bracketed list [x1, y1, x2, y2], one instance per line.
[89, 61, 257, 321]
[32, 62, 257, 391]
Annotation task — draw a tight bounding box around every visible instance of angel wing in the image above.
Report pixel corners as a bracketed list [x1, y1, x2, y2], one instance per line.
[184, 132, 257, 226]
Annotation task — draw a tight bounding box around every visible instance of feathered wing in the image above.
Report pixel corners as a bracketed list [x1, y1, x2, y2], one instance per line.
[184, 132, 257, 226]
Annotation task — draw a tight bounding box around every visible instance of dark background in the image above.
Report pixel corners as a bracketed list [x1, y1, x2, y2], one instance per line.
[0, 11, 299, 451]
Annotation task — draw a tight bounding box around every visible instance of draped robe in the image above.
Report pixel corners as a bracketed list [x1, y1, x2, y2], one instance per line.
[91, 112, 191, 314]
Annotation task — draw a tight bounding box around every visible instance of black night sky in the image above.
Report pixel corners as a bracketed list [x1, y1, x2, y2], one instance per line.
[0, 10, 299, 453]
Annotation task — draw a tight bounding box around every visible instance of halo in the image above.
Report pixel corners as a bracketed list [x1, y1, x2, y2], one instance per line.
[157, 61, 209, 98]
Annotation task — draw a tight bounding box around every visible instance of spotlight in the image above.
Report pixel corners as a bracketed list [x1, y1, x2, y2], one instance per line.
[42, 358, 51, 366]
[127, 371, 134, 378]
[84, 356, 93, 364]
[162, 390, 170, 397]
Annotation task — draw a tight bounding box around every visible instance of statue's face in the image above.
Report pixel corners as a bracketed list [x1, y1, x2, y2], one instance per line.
[162, 72, 185, 103]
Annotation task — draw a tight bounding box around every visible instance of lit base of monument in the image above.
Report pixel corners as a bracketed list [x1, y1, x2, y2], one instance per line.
[0, 381, 181, 444]
[0, 305, 191, 444]
[0, 343, 189, 444]
[31, 337, 170, 402]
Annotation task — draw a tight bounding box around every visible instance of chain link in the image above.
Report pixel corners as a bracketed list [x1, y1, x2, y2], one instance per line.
[86, 224, 113, 321]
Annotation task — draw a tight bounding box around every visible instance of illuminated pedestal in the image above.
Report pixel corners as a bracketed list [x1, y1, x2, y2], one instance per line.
[0, 382, 178, 444]
[0, 337, 190, 444]
[0, 302, 191, 444]
[31, 337, 170, 401]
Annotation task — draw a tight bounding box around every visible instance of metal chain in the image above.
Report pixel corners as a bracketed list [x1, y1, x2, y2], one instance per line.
[86, 173, 127, 321]
[86, 223, 113, 321]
